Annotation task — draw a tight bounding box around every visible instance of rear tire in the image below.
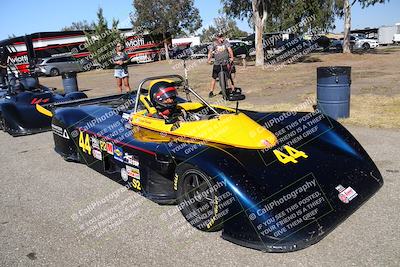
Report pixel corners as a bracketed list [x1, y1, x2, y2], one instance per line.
[0, 115, 5, 131]
[0, 115, 9, 133]
[176, 164, 224, 232]
[50, 68, 60, 77]
[362, 43, 371, 50]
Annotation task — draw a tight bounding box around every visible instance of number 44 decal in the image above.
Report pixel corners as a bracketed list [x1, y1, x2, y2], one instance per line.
[79, 131, 92, 155]
[273, 146, 308, 164]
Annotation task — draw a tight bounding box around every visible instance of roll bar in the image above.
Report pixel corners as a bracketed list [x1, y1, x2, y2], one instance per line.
[133, 74, 220, 116]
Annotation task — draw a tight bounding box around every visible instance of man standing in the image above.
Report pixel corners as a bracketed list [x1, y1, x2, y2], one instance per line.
[207, 33, 235, 98]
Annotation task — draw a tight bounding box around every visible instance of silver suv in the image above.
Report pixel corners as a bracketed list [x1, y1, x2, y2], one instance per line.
[35, 56, 88, 76]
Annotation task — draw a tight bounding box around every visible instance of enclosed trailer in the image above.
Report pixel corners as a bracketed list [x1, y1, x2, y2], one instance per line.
[378, 26, 397, 45]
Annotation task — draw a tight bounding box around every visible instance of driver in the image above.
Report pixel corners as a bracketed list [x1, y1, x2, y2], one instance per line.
[149, 81, 187, 122]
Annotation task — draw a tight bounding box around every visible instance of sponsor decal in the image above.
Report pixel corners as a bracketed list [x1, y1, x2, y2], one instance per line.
[106, 142, 114, 155]
[123, 153, 139, 167]
[126, 165, 142, 190]
[100, 140, 107, 151]
[335, 185, 358, 204]
[31, 98, 50, 105]
[8, 55, 28, 65]
[120, 168, 129, 182]
[125, 38, 145, 47]
[114, 146, 124, 162]
[52, 124, 70, 139]
[91, 137, 100, 150]
[126, 165, 140, 180]
[93, 149, 102, 161]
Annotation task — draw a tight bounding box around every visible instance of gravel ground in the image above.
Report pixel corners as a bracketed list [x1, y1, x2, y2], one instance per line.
[0, 126, 399, 266]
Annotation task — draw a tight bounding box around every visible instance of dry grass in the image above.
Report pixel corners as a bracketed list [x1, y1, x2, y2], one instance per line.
[339, 94, 400, 129]
[232, 93, 400, 129]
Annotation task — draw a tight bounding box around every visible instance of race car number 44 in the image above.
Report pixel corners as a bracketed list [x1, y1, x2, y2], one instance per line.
[79, 131, 92, 155]
[273, 146, 308, 164]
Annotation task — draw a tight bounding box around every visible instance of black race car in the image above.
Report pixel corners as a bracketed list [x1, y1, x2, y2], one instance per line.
[0, 73, 87, 136]
[41, 75, 383, 252]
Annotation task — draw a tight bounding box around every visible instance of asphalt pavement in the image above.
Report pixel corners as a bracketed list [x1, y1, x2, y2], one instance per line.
[0, 126, 399, 266]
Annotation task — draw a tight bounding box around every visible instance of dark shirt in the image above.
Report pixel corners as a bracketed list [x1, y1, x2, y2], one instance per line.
[113, 52, 129, 71]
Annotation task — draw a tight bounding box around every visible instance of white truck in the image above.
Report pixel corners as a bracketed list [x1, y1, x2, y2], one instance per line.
[378, 24, 400, 45]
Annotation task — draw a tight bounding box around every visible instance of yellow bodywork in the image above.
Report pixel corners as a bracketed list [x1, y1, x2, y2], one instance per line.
[36, 104, 53, 117]
[35, 77, 278, 150]
[131, 102, 277, 150]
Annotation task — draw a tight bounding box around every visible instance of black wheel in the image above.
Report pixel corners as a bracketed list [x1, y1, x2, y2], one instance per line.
[0, 114, 5, 131]
[176, 164, 224, 232]
[218, 68, 228, 100]
[335, 44, 342, 52]
[0, 115, 8, 133]
[362, 43, 371, 50]
[50, 68, 60, 77]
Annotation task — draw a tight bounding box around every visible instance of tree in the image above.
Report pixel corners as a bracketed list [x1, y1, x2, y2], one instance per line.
[222, 1, 338, 66]
[62, 20, 95, 31]
[84, 8, 123, 69]
[265, 0, 336, 34]
[222, 0, 267, 66]
[132, 0, 202, 60]
[201, 17, 248, 42]
[336, 0, 389, 53]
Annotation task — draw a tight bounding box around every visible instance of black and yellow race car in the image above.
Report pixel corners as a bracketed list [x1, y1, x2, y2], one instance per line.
[38, 75, 383, 252]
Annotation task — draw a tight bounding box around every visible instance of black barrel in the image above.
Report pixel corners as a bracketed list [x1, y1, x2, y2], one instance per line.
[62, 71, 78, 94]
[317, 66, 351, 119]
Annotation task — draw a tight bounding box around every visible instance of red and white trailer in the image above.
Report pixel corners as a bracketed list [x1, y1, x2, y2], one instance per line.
[1, 29, 170, 73]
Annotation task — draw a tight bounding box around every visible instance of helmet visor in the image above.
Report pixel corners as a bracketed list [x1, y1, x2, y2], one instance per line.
[155, 86, 177, 102]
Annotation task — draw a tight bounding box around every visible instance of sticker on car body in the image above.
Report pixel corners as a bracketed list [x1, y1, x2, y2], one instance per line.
[114, 146, 124, 162]
[336, 185, 358, 203]
[93, 149, 102, 161]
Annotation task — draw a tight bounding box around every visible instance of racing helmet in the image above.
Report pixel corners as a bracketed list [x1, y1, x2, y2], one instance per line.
[149, 81, 178, 111]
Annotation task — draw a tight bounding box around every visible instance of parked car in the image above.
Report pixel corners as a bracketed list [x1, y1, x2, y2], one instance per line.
[35, 56, 90, 76]
[229, 40, 254, 57]
[190, 44, 209, 59]
[171, 40, 254, 60]
[331, 35, 379, 51]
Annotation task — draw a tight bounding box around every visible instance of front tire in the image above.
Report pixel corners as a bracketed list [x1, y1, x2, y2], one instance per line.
[176, 164, 224, 232]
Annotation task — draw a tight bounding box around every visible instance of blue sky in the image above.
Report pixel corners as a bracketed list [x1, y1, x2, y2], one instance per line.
[0, 0, 399, 40]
